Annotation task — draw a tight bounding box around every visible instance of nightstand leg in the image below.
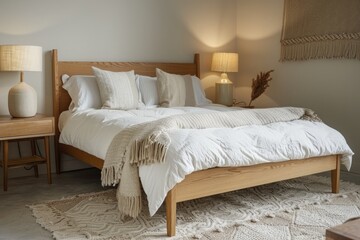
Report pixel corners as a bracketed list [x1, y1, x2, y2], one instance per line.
[3, 141, 8, 191]
[30, 140, 39, 178]
[54, 137, 61, 174]
[44, 136, 52, 184]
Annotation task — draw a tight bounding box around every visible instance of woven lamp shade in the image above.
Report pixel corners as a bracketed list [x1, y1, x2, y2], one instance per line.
[0, 45, 42, 72]
[211, 52, 238, 73]
[0, 45, 42, 117]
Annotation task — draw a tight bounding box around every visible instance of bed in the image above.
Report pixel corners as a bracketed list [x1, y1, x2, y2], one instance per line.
[52, 49, 352, 237]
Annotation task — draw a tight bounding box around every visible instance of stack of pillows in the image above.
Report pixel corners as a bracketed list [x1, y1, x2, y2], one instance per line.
[62, 67, 211, 112]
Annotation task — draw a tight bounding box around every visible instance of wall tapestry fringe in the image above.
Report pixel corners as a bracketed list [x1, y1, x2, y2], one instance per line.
[280, 0, 360, 61]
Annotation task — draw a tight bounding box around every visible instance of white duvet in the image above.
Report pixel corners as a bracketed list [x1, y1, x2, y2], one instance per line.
[59, 105, 353, 216]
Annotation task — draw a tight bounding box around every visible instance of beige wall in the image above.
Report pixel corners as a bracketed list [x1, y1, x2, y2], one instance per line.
[0, 0, 358, 181]
[236, 0, 360, 181]
[0, 0, 237, 116]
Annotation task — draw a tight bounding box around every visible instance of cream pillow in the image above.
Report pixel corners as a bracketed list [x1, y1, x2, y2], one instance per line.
[92, 67, 139, 110]
[156, 68, 187, 107]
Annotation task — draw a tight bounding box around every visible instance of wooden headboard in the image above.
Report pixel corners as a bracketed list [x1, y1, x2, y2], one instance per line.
[52, 49, 200, 137]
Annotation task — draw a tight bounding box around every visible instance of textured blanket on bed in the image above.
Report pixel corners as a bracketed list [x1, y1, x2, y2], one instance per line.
[280, 0, 360, 61]
[101, 107, 320, 217]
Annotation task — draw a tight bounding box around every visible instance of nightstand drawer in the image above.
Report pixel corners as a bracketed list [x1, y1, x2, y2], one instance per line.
[0, 114, 55, 140]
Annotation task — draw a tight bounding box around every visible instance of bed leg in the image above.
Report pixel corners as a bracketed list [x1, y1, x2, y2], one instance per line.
[331, 156, 340, 193]
[166, 188, 177, 237]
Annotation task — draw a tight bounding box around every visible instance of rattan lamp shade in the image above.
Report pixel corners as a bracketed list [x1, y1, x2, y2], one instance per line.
[0, 45, 42, 117]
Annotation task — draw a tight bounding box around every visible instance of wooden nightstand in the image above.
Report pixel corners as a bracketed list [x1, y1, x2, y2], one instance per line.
[0, 114, 55, 191]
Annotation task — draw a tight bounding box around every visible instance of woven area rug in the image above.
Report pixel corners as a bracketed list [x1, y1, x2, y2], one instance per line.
[29, 176, 360, 240]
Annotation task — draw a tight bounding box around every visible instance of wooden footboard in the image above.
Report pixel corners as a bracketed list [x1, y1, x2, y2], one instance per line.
[166, 155, 340, 237]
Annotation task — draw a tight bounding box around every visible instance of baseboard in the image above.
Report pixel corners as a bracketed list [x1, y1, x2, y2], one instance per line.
[340, 171, 360, 185]
[319, 170, 360, 185]
[61, 155, 92, 172]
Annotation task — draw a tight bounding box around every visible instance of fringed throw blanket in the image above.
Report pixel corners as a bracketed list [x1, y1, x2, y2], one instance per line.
[101, 107, 320, 217]
[280, 0, 360, 61]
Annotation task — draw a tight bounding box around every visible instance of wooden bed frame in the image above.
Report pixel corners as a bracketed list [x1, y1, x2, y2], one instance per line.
[52, 49, 340, 237]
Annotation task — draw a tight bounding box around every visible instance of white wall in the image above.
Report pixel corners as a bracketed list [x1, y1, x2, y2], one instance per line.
[0, 0, 237, 176]
[236, 0, 360, 181]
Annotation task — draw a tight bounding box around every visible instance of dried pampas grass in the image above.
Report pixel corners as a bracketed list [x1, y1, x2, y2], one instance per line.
[248, 70, 274, 107]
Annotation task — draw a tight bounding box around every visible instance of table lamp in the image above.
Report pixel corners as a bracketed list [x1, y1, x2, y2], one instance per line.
[0, 45, 42, 117]
[211, 52, 238, 106]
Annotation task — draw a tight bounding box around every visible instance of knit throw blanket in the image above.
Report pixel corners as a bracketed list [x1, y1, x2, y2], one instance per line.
[280, 0, 360, 61]
[101, 107, 320, 218]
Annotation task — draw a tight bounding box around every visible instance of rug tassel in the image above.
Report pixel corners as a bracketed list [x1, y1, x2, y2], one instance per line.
[193, 234, 202, 239]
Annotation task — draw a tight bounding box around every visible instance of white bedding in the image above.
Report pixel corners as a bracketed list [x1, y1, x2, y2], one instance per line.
[59, 106, 353, 216]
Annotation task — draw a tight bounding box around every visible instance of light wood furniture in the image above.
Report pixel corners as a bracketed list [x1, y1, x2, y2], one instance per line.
[0, 114, 55, 191]
[52, 49, 341, 237]
[326, 217, 360, 240]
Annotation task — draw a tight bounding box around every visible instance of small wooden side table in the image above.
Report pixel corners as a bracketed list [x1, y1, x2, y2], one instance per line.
[326, 217, 360, 240]
[0, 114, 55, 191]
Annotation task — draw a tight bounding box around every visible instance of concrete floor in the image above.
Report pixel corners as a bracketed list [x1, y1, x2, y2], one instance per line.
[0, 168, 104, 240]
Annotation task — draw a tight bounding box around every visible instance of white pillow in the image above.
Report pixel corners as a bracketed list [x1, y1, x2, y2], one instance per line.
[136, 75, 159, 106]
[191, 76, 212, 106]
[92, 67, 139, 110]
[62, 75, 102, 112]
[156, 68, 187, 107]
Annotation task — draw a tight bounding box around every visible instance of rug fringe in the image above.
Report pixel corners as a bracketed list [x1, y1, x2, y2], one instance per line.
[29, 203, 79, 239]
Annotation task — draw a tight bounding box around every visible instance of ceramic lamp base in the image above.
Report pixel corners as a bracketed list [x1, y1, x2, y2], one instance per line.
[8, 82, 37, 118]
[215, 82, 233, 106]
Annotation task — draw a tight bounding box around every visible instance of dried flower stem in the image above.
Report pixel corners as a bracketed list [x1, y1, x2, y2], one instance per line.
[248, 70, 274, 107]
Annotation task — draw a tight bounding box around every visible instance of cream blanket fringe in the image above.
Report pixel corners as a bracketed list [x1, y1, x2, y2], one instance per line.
[101, 107, 320, 217]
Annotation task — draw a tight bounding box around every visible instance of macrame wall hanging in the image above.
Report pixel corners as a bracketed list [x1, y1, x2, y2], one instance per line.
[280, 0, 360, 61]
